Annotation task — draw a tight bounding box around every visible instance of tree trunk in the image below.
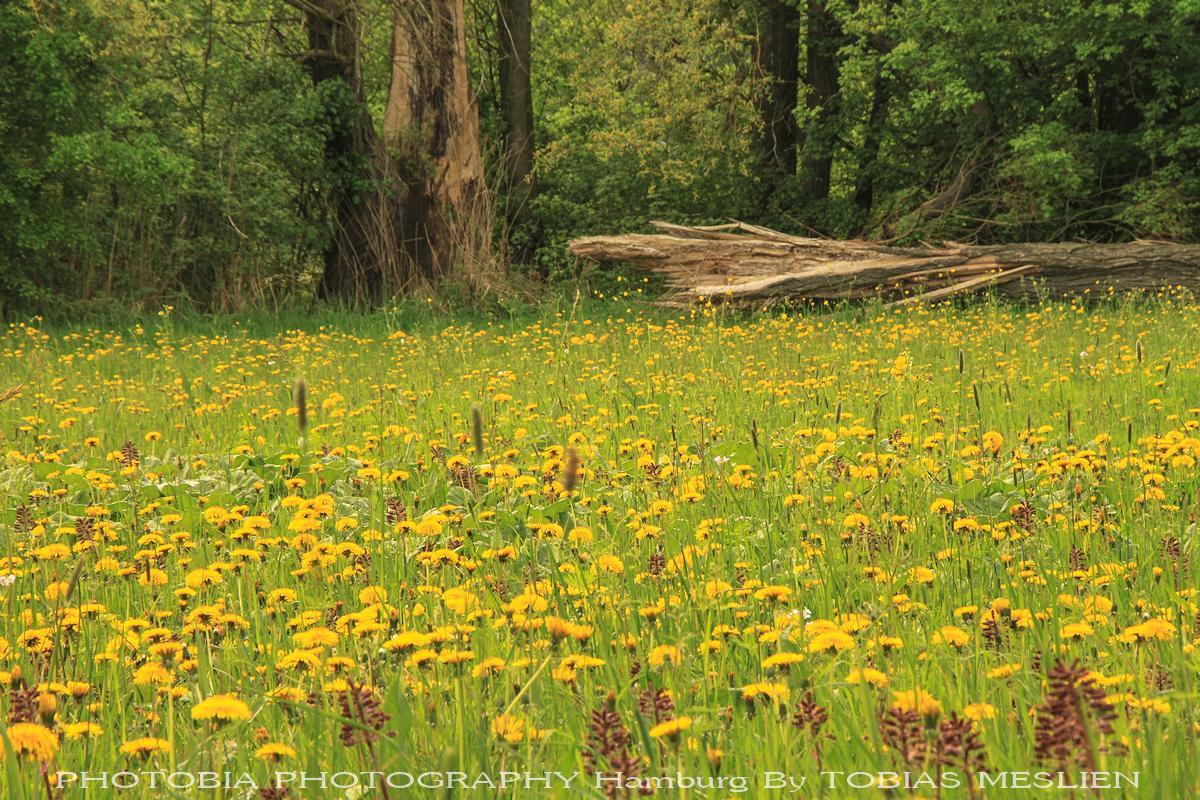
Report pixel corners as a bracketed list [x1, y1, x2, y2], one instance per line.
[752, 0, 801, 182]
[385, 0, 486, 285]
[497, 0, 535, 230]
[800, 0, 841, 202]
[286, 0, 382, 301]
[568, 221, 1200, 306]
[853, 73, 889, 217]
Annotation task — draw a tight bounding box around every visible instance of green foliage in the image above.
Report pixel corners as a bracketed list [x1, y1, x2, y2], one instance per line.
[527, 0, 767, 281]
[3, 0, 1200, 315]
[1, 301, 1199, 796]
[0, 0, 111, 312]
[871, 0, 1200, 242]
[1, 0, 334, 318]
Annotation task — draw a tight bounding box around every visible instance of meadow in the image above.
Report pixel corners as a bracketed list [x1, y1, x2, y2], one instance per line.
[0, 297, 1197, 799]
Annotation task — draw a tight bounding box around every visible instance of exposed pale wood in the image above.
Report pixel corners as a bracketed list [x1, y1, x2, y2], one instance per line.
[884, 265, 1039, 308]
[568, 221, 1200, 306]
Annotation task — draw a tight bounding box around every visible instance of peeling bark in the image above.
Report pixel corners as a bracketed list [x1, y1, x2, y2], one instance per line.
[385, 0, 486, 282]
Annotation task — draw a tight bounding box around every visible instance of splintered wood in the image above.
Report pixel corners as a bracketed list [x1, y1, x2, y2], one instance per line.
[568, 222, 1200, 308]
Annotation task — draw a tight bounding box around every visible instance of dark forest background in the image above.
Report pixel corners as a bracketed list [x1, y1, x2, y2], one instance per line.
[3, 0, 1198, 318]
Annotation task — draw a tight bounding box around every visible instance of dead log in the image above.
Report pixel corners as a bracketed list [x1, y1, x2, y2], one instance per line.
[568, 221, 1200, 306]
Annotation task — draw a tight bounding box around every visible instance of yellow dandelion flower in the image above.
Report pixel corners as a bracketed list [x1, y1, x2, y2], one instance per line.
[191, 694, 252, 725]
[255, 743, 296, 762]
[754, 585, 793, 603]
[648, 645, 681, 666]
[934, 626, 970, 648]
[490, 714, 526, 743]
[472, 658, 506, 678]
[648, 716, 692, 740]
[892, 689, 941, 721]
[62, 722, 103, 740]
[740, 683, 789, 702]
[1060, 622, 1094, 641]
[119, 737, 171, 759]
[3, 723, 58, 761]
[596, 555, 624, 573]
[964, 703, 996, 721]
[808, 630, 855, 654]
[847, 668, 889, 687]
[762, 652, 805, 672]
[133, 663, 174, 686]
[437, 649, 475, 665]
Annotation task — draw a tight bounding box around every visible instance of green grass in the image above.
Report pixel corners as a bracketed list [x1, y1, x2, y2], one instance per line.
[0, 295, 1196, 798]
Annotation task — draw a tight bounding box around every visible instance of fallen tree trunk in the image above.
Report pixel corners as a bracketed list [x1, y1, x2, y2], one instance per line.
[568, 221, 1200, 307]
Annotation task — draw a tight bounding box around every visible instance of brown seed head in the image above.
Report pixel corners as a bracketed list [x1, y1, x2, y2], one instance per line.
[295, 378, 308, 432]
[563, 447, 581, 493]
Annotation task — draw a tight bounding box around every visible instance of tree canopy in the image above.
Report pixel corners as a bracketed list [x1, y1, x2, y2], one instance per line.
[3, 0, 1198, 316]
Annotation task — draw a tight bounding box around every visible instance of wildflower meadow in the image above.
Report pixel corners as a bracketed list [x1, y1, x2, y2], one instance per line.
[0, 298, 1197, 798]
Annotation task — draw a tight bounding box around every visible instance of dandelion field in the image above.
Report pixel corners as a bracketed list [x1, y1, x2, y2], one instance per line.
[0, 298, 1198, 799]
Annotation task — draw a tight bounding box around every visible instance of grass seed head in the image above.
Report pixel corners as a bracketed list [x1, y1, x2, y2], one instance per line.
[295, 378, 308, 432]
[470, 402, 484, 455]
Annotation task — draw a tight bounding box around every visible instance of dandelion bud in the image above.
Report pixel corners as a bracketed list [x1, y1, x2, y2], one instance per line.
[295, 378, 308, 432]
[470, 402, 484, 455]
[919, 695, 942, 726]
[64, 557, 85, 604]
[39, 693, 57, 726]
[9, 666, 22, 689]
